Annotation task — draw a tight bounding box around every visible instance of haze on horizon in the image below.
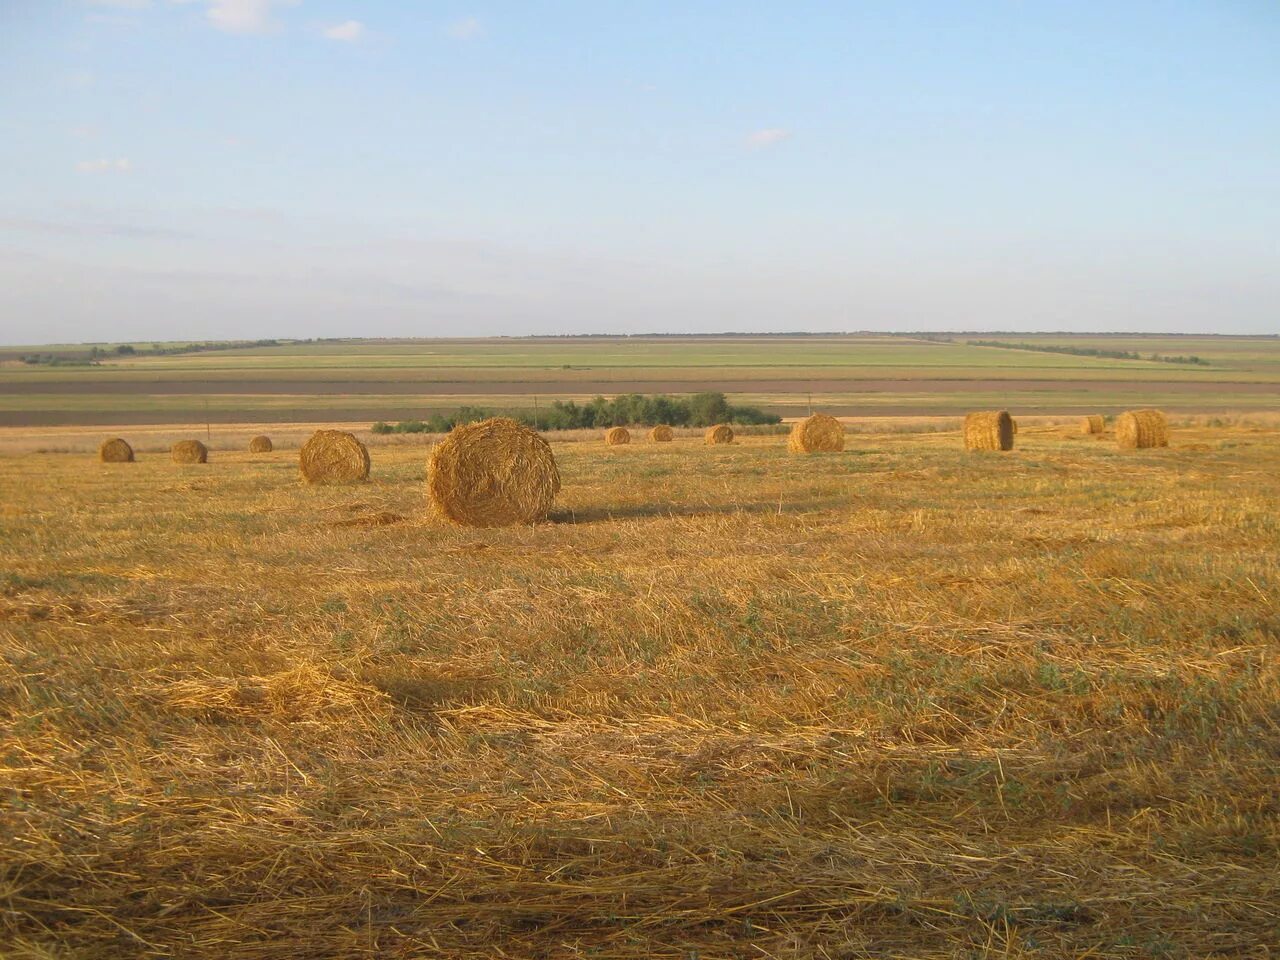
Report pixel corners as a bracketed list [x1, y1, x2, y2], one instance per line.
[1, 1, 1277, 345]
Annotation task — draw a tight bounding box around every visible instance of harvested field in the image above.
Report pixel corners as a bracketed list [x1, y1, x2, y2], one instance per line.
[1, 421, 1277, 957]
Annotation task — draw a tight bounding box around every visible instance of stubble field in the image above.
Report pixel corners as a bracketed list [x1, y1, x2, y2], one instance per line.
[1, 420, 1277, 958]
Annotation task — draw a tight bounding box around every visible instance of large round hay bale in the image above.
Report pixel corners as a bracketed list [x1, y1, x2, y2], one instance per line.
[1116, 409, 1168, 450]
[98, 438, 134, 463]
[604, 426, 631, 446]
[1080, 415, 1105, 435]
[705, 424, 734, 445]
[426, 417, 560, 527]
[299, 430, 370, 484]
[787, 413, 845, 453]
[171, 439, 208, 464]
[963, 411, 1014, 451]
[249, 435, 273, 453]
[648, 424, 674, 442]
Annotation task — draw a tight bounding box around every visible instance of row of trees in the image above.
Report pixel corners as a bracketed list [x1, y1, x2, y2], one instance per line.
[967, 339, 1209, 365]
[372, 392, 781, 434]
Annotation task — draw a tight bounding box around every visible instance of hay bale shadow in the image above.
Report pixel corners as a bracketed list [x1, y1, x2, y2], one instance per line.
[549, 496, 849, 524]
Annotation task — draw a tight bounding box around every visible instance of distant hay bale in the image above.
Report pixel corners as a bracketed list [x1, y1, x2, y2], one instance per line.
[788, 413, 845, 453]
[299, 430, 370, 484]
[648, 424, 674, 442]
[1116, 409, 1169, 450]
[98, 437, 134, 463]
[171, 439, 208, 464]
[249, 435, 273, 453]
[427, 416, 560, 527]
[1012, 418, 1019, 435]
[1080, 415, 1105, 435]
[604, 426, 631, 446]
[705, 424, 734, 445]
[963, 411, 1014, 451]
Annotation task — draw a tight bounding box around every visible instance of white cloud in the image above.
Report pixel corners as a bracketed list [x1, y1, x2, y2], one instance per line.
[76, 158, 132, 174]
[746, 128, 792, 149]
[322, 19, 364, 41]
[206, 0, 298, 35]
[448, 17, 482, 39]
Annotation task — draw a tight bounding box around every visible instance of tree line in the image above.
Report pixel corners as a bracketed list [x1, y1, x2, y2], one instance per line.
[966, 339, 1209, 365]
[372, 392, 781, 434]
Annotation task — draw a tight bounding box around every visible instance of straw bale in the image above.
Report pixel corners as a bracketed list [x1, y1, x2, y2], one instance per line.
[787, 413, 845, 453]
[1080, 415, 1105, 435]
[647, 424, 674, 442]
[1116, 409, 1169, 449]
[427, 417, 560, 527]
[704, 424, 734, 445]
[300, 430, 370, 484]
[171, 439, 208, 464]
[98, 438, 134, 463]
[249, 435, 273, 453]
[604, 426, 631, 446]
[963, 411, 1014, 451]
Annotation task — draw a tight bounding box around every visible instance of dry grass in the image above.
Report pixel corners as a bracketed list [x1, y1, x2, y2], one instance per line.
[1, 423, 1278, 958]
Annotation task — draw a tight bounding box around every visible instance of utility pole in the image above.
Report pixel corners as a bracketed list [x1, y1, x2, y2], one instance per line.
[205, 399, 211, 442]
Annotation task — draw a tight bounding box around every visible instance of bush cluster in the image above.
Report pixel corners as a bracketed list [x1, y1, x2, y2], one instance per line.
[371, 392, 780, 434]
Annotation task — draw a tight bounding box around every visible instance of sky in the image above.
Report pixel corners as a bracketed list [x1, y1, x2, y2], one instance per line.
[0, 1, 1278, 344]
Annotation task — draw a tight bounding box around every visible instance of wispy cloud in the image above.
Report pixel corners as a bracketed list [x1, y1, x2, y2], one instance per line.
[746, 128, 792, 149]
[75, 158, 132, 174]
[84, 0, 301, 35]
[322, 19, 364, 41]
[206, 0, 298, 35]
[447, 17, 482, 39]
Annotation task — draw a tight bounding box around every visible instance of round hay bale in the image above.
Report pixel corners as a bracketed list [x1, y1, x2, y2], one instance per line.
[248, 435, 273, 453]
[1012, 418, 1019, 435]
[704, 424, 734, 445]
[98, 437, 134, 463]
[787, 413, 845, 453]
[647, 424, 674, 442]
[963, 411, 1014, 452]
[1080, 415, 1105, 435]
[427, 417, 560, 527]
[604, 426, 631, 446]
[299, 430, 370, 484]
[171, 439, 208, 464]
[1116, 409, 1168, 450]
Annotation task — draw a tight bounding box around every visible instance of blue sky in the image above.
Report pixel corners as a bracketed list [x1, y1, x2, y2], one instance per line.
[1, 1, 1277, 343]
